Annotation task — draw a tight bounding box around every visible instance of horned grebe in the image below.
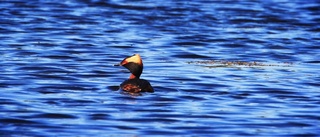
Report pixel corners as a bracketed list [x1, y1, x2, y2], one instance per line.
[119, 54, 154, 93]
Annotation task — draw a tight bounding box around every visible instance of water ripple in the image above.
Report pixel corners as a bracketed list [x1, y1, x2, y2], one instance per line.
[1, 0, 320, 136]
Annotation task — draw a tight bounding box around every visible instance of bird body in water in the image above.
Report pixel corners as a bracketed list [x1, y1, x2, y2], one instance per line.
[119, 54, 154, 93]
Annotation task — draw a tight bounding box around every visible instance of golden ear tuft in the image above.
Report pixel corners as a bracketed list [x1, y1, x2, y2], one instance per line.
[122, 54, 142, 65]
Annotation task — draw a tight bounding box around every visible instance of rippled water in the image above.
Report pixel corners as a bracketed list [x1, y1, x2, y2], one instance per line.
[1, 0, 320, 136]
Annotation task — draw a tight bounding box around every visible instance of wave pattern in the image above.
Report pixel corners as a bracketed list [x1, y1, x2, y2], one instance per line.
[0, 0, 319, 136]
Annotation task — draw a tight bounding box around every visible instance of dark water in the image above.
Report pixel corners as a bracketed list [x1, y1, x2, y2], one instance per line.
[1, 0, 320, 136]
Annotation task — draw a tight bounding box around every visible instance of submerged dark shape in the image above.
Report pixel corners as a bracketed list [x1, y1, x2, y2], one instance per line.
[119, 54, 154, 93]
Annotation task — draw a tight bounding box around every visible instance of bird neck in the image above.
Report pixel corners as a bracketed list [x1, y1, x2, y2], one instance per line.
[129, 74, 139, 79]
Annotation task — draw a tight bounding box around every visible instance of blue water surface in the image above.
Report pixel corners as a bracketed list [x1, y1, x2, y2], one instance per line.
[0, 0, 320, 136]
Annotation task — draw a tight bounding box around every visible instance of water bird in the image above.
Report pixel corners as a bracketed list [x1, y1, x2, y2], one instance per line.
[118, 54, 154, 93]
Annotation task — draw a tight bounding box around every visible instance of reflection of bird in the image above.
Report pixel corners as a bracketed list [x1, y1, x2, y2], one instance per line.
[119, 54, 154, 93]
